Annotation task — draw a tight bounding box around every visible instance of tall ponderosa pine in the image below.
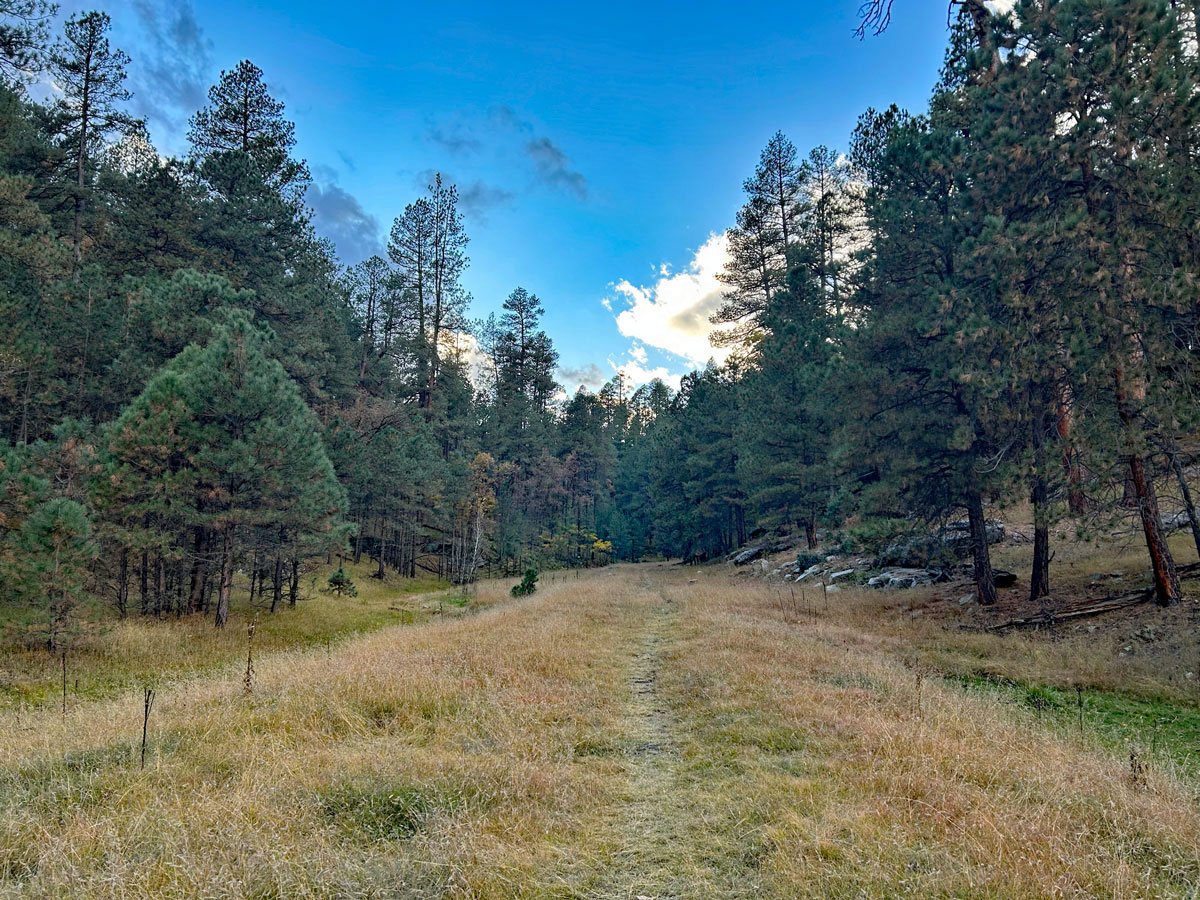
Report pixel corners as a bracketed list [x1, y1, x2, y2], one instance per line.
[48, 10, 137, 275]
[387, 175, 469, 408]
[188, 60, 310, 203]
[712, 131, 803, 346]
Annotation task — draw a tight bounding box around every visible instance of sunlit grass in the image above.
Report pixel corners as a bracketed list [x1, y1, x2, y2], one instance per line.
[0, 563, 1197, 898]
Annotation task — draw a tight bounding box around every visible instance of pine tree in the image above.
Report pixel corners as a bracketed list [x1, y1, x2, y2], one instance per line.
[48, 10, 138, 276]
[387, 175, 469, 408]
[188, 60, 310, 203]
[104, 311, 348, 627]
[0, 0, 55, 85]
[738, 258, 837, 549]
[712, 132, 803, 346]
[13, 497, 95, 649]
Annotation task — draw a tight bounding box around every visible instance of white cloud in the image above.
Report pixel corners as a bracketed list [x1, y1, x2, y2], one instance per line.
[607, 357, 683, 392]
[441, 331, 493, 390]
[609, 233, 731, 368]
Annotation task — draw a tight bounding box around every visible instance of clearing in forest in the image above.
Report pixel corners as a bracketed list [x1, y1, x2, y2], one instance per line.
[1, 565, 1198, 899]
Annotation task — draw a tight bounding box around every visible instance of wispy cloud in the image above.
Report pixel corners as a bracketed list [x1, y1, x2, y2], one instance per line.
[525, 136, 587, 199]
[556, 363, 606, 393]
[423, 106, 588, 202]
[413, 169, 514, 222]
[459, 180, 515, 220]
[127, 0, 213, 151]
[427, 125, 483, 155]
[308, 175, 383, 264]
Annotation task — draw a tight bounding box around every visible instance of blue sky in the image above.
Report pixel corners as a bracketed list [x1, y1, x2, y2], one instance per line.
[75, 0, 954, 391]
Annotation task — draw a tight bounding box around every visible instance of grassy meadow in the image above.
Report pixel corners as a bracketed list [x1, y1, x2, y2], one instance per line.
[0, 562, 1197, 898]
[0, 561, 458, 712]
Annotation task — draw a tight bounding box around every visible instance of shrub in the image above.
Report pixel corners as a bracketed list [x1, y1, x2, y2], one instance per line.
[795, 552, 825, 571]
[511, 568, 538, 597]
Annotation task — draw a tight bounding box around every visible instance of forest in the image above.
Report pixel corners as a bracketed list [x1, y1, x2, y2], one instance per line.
[2, 0, 1200, 647]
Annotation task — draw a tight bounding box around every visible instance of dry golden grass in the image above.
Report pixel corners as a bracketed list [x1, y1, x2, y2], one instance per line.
[1, 563, 1197, 898]
[663, 572, 1200, 898]
[0, 561, 453, 711]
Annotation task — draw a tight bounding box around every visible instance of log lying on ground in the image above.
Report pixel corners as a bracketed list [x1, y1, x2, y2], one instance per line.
[986, 562, 1200, 631]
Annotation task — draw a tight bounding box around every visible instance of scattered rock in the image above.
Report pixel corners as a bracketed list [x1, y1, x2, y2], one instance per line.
[1163, 510, 1194, 533]
[866, 567, 941, 589]
[994, 570, 1018, 588]
[830, 569, 857, 581]
[732, 546, 765, 566]
[958, 594, 975, 606]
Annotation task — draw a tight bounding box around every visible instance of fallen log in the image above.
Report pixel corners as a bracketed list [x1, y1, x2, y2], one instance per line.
[987, 562, 1200, 632]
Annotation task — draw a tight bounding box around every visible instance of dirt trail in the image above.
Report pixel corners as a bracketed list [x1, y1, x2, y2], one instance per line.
[591, 574, 698, 900]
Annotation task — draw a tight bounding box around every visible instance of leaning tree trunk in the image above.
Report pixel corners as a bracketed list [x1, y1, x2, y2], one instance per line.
[1126, 451, 1181, 606]
[967, 489, 999, 606]
[1115, 370, 1181, 606]
[1167, 443, 1200, 560]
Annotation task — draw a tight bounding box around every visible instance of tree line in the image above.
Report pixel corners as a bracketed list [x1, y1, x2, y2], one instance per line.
[0, 3, 642, 644]
[2, 0, 1198, 646]
[636, 0, 1200, 610]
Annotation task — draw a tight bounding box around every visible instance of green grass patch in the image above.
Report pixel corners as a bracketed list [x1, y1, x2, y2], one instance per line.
[316, 778, 479, 843]
[952, 671, 1200, 777]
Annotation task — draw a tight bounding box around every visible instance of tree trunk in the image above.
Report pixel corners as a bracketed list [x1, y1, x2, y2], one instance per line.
[1115, 363, 1181, 606]
[248, 554, 258, 605]
[155, 555, 166, 617]
[1127, 451, 1182, 605]
[139, 548, 149, 614]
[289, 557, 299, 609]
[1168, 445, 1200, 560]
[1056, 382, 1086, 514]
[804, 512, 817, 550]
[116, 547, 129, 618]
[271, 555, 283, 613]
[1030, 409, 1051, 602]
[967, 490, 999, 606]
[187, 527, 206, 614]
[377, 518, 387, 579]
[1030, 484, 1051, 603]
[215, 532, 233, 628]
